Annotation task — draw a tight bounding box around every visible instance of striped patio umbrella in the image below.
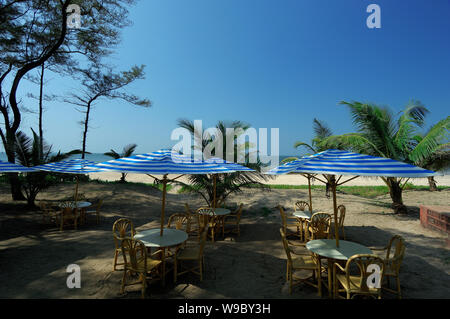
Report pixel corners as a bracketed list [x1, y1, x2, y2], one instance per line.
[33, 159, 104, 201]
[266, 149, 437, 246]
[0, 160, 38, 173]
[204, 157, 255, 208]
[88, 149, 236, 235]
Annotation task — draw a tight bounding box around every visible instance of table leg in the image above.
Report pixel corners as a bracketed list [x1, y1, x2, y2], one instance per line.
[327, 258, 334, 298]
[161, 247, 166, 287]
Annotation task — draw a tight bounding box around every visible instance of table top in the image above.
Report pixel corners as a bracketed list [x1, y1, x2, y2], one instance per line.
[293, 210, 313, 219]
[135, 228, 188, 248]
[197, 208, 231, 216]
[59, 201, 91, 209]
[306, 239, 373, 261]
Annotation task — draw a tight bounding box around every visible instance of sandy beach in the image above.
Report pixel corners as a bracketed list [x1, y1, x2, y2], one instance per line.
[0, 175, 449, 299]
[88, 172, 450, 187]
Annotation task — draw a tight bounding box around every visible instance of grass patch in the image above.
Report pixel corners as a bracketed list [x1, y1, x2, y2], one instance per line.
[90, 179, 172, 192]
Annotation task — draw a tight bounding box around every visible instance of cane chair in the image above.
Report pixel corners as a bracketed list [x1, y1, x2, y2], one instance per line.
[197, 207, 218, 243]
[59, 207, 80, 231]
[370, 235, 405, 298]
[307, 212, 332, 240]
[333, 254, 385, 299]
[280, 228, 324, 295]
[222, 204, 244, 237]
[120, 238, 163, 298]
[174, 225, 209, 282]
[293, 201, 311, 242]
[294, 201, 310, 212]
[184, 203, 200, 237]
[167, 213, 189, 231]
[278, 206, 301, 240]
[112, 218, 136, 271]
[39, 201, 59, 225]
[85, 199, 103, 224]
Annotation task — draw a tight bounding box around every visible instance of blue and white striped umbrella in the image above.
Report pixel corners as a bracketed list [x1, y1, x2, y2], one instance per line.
[87, 149, 237, 175]
[88, 149, 238, 235]
[33, 159, 104, 174]
[267, 149, 437, 177]
[266, 149, 437, 248]
[204, 157, 255, 172]
[0, 160, 37, 173]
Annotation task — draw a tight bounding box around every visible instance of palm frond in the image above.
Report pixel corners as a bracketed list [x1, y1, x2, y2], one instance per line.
[293, 141, 316, 154]
[313, 118, 333, 140]
[122, 143, 137, 157]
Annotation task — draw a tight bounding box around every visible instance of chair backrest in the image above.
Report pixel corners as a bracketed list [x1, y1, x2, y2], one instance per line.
[278, 206, 287, 230]
[61, 207, 77, 218]
[337, 204, 346, 227]
[197, 207, 216, 227]
[121, 238, 147, 272]
[184, 203, 193, 215]
[310, 212, 331, 239]
[197, 225, 210, 255]
[294, 201, 310, 212]
[96, 199, 104, 212]
[234, 204, 244, 223]
[113, 218, 136, 249]
[279, 228, 293, 265]
[385, 235, 406, 273]
[344, 254, 385, 293]
[167, 213, 188, 230]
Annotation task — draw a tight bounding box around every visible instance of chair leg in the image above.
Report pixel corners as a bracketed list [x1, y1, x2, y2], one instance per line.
[396, 276, 402, 299]
[199, 259, 203, 281]
[174, 257, 178, 284]
[141, 274, 146, 299]
[113, 250, 119, 271]
[121, 270, 127, 294]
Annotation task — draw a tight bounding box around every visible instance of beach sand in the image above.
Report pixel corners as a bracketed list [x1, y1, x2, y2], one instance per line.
[0, 177, 449, 299]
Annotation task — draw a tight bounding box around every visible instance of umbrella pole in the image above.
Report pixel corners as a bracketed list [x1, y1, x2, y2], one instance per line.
[330, 175, 339, 247]
[160, 175, 168, 236]
[308, 175, 313, 211]
[213, 174, 217, 209]
[75, 175, 79, 202]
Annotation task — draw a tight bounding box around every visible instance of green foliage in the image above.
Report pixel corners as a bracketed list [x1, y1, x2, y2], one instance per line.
[104, 143, 138, 182]
[293, 118, 333, 157]
[175, 119, 270, 206]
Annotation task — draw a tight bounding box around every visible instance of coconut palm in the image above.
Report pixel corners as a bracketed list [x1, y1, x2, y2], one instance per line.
[319, 100, 448, 213]
[14, 129, 81, 207]
[409, 117, 450, 190]
[283, 118, 333, 164]
[176, 119, 270, 206]
[104, 144, 137, 182]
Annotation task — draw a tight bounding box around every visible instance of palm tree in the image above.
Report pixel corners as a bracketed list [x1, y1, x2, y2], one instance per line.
[319, 101, 449, 213]
[283, 118, 333, 163]
[409, 117, 450, 191]
[104, 144, 137, 182]
[176, 119, 270, 206]
[14, 129, 80, 207]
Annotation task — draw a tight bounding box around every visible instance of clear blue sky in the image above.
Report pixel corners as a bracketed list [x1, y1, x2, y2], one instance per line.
[13, 0, 450, 156]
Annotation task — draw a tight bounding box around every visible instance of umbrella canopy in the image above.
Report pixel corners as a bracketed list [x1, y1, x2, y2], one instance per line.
[33, 159, 104, 174]
[267, 149, 436, 177]
[33, 159, 105, 201]
[266, 149, 438, 247]
[0, 160, 37, 173]
[88, 149, 237, 235]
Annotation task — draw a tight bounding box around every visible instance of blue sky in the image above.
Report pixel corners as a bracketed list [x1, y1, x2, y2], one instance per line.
[12, 0, 450, 157]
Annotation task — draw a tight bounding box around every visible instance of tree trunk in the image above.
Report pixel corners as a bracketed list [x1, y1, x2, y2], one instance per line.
[5, 132, 25, 200]
[120, 173, 126, 183]
[81, 101, 91, 159]
[428, 176, 438, 191]
[386, 177, 407, 214]
[38, 63, 44, 161]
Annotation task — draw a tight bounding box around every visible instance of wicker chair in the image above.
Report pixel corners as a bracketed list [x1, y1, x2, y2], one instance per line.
[59, 207, 80, 231]
[294, 201, 310, 212]
[167, 213, 189, 231]
[197, 207, 217, 243]
[39, 201, 59, 225]
[278, 206, 300, 240]
[120, 238, 163, 298]
[280, 228, 324, 295]
[333, 254, 385, 299]
[370, 235, 405, 298]
[184, 203, 200, 237]
[222, 204, 244, 237]
[307, 212, 332, 241]
[112, 218, 136, 271]
[174, 225, 209, 282]
[84, 199, 103, 224]
[335, 205, 346, 239]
